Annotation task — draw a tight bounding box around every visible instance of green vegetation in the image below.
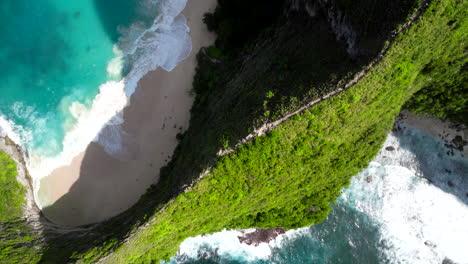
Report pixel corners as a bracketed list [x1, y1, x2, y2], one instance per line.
[0, 152, 40, 264]
[0, 151, 24, 221]
[405, 60, 467, 123]
[1, 0, 466, 263]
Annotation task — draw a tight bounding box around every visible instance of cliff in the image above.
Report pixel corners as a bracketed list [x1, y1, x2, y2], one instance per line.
[0, 0, 466, 263]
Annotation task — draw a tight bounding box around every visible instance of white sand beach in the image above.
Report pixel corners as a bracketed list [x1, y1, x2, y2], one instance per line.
[38, 0, 216, 226]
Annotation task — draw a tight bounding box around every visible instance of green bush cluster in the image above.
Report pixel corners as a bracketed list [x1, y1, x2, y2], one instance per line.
[404, 56, 467, 123]
[0, 152, 24, 221]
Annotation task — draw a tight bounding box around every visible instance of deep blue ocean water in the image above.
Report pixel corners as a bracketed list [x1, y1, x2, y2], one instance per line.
[0, 0, 141, 156]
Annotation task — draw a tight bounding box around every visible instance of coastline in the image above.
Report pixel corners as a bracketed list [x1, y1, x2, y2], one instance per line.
[397, 110, 468, 157]
[0, 137, 40, 222]
[37, 0, 216, 226]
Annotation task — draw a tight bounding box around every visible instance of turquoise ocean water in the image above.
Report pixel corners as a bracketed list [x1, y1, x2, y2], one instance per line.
[0, 0, 140, 156]
[0, 0, 191, 180]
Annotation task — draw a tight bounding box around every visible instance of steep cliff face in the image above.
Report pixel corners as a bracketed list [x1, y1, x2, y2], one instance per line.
[287, 0, 358, 55]
[287, 0, 417, 58]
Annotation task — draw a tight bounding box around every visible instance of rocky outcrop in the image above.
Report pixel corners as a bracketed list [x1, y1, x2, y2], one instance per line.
[287, 0, 358, 55]
[238, 228, 286, 246]
[286, 0, 417, 58]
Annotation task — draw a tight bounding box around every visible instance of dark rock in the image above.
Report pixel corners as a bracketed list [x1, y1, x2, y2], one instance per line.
[442, 257, 456, 264]
[198, 250, 216, 260]
[424, 240, 435, 247]
[238, 228, 286, 246]
[366, 176, 373, 183]
[444, 169, 452, 174]
[452, 135, 467, 151]
[385, 146, 395, 151]
[447, 181, 455, 187]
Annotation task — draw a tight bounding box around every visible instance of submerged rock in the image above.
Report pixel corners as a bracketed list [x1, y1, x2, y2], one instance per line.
[386, 146, 395, 151]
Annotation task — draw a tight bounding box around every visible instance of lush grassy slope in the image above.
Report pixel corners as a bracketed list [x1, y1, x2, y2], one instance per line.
[94, 0, 467, 263]
[0, 151, 24, 221]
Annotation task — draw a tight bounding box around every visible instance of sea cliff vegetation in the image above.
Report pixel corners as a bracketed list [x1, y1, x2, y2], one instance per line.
[0, 151, 24, 221]
[0, 0, 466, 263]
[0, 151, 39, 263]
[404, 63, 468, 124]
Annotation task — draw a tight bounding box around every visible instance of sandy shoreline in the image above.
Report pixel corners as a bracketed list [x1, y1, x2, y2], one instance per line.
[38, 0, 216, 226]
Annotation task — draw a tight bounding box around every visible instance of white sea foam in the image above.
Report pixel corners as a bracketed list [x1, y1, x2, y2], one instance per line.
[342, 129, 468, 264]
[0, 115, 25, 144]
[173, 229, 288, 262]
[168, 227, 310, 263]
[0, 0, 193, 208]
[106, 45, 125, 80]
